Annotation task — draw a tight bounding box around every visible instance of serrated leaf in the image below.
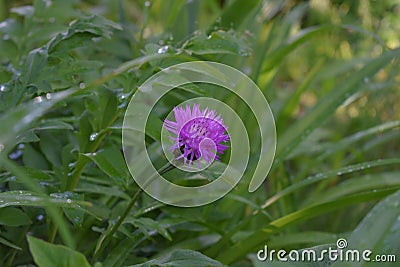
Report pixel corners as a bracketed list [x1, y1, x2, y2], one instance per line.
[333, 190, 400, 267]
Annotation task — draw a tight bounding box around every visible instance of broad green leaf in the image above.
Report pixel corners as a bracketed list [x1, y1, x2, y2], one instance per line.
[217, 189, 397, 264]
[83, 146, 130, 186]
[27, 235, 91, 267]
[128, 249, 224, 267]
[0, 207, 32, 226]
[333, 189, 400, 267]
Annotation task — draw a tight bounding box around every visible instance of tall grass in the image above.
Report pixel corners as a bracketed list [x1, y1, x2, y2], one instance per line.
[0, 0, 399, 266]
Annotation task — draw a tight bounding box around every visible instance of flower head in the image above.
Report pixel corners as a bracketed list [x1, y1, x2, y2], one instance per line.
[163, 104, 229, 168]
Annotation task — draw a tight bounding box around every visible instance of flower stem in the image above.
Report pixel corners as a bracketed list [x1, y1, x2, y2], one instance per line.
[92, 162, 174, 262]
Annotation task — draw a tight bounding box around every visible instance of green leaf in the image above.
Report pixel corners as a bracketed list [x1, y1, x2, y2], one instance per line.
[146, 113, 163, 142]
[75, 181, 130, 200]
[304, 172, 400, 206]
[0, 207, 32, 226]
[262, 159, 400, 208]
[83, 146, 130, 186]
[217, 189, 397, 264]
[35, 120, 74, 130]
[0, 235, 22, 250]
[332, 189, 400, 267]
[27, 235, 91, 267]
[182, 30, 251, 56]
[262, 25, 334, 72]
[128, 249, 225, 267]
[123, 217, 172, 241]
[0, 190, 91, 209]
[0, 89, 74, 153]
[211, 0, 261, 30]
[276, 49, 399, 162]
[23, 47, 48, 86]
[50, 192, 85, 227]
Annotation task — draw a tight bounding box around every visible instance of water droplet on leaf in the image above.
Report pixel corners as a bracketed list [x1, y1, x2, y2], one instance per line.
[89, 132, 99, 141]
[34, 96, 43, 103]
[157, 45, 169, 54]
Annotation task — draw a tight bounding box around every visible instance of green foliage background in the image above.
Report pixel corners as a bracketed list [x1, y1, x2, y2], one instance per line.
[0, 0, 399, 266]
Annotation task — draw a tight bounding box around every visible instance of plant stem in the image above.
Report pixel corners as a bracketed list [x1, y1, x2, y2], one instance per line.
[92, 162, 174, 262]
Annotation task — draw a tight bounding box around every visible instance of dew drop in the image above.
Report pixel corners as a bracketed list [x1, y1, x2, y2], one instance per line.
[48, 17, 55, 23]
[0, 144, 4, 152]
[45, 93, 52, 100]
[66, 199, 72, 204]
[68, 162, 76, 168]
[34, 96, 43, 103]
[0, 85, 7, 92]
[157, 45, 169, 54]
[79, 82, 86, 89]
[145, 1, 151, 7]
[36, 214, 45, 221]
[9, 149, 22, 160]
[239, 49, 250, 56]
[44, 0, 52, 8]
[118, 93, 129, 101]
[89, 132, 99, 141]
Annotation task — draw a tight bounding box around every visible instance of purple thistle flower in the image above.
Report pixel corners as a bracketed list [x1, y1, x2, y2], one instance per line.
[163, 104, 230, 168]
